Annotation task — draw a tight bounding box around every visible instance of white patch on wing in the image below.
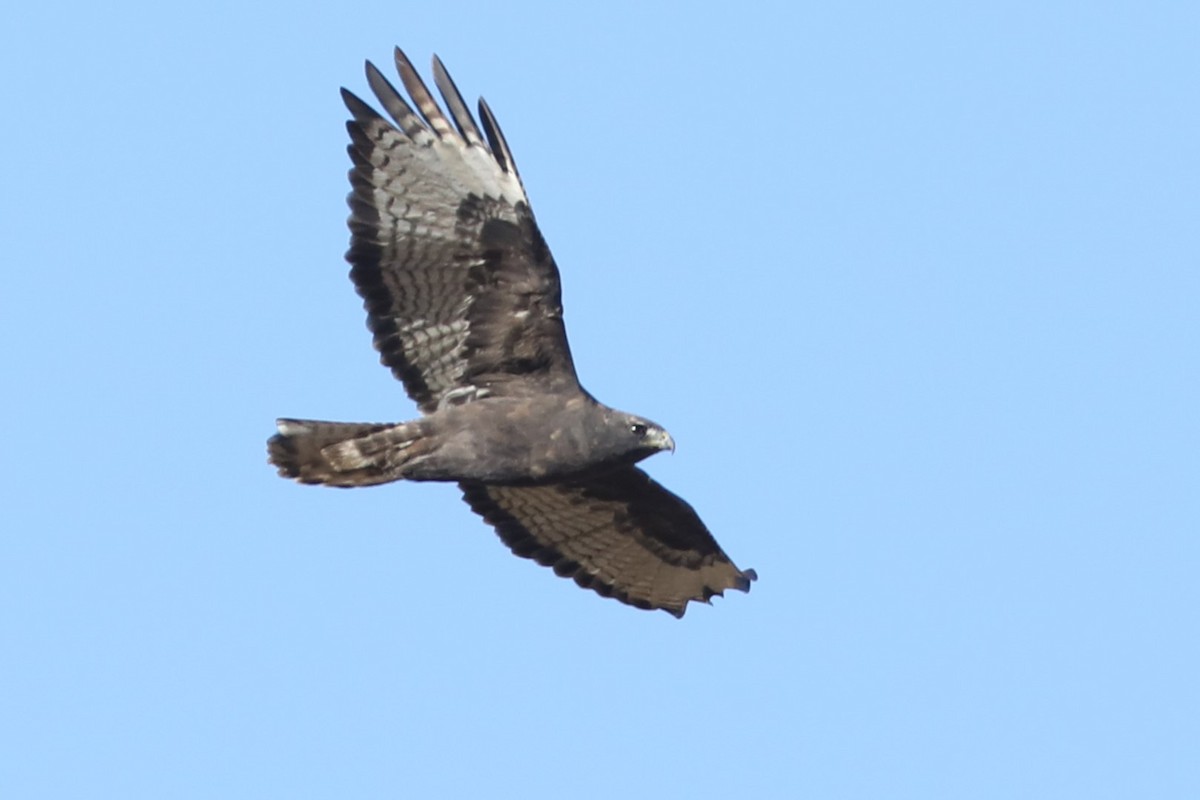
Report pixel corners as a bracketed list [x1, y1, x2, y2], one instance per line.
[359, 118, 525, 229]
[438, 385, 491, 409]
[396, 136, 525, 214]
[398, 319, 468, 338]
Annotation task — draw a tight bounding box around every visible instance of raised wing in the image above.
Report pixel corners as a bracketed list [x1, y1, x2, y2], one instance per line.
[344, 48, 580, 413]
[460, 469, 757, 617]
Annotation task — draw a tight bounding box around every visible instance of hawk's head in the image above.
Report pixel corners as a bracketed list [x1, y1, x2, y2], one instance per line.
[625, 417, 675, 453]
[605, 411, 675, 463]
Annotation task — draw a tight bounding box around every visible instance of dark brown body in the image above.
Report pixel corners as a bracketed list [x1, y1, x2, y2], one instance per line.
[270, 393, 669, 488]
[399, 395, 664, 483]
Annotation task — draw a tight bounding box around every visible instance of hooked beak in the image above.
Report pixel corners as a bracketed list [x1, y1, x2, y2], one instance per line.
[648, 428, 676, 454]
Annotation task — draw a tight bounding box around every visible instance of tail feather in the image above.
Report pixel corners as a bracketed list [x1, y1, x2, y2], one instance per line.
[322, 428, 422, 472]
[268, 418, 405, 487]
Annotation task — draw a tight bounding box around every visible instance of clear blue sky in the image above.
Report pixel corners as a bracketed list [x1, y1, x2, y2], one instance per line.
[3, 2, 1197, 797]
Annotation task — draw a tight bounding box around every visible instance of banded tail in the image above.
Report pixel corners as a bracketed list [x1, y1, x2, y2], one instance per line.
[268, 418, 423, 487]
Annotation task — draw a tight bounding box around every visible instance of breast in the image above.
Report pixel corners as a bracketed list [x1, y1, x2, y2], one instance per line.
[415, 395, 598, 484]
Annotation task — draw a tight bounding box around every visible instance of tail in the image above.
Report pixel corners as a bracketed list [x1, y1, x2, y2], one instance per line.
[267, 418, 423, 487]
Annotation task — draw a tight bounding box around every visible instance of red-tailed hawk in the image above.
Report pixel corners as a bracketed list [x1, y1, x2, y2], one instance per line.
[268, 48, 756, 617]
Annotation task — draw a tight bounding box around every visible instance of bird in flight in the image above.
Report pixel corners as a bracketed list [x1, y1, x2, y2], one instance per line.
[268, 48, 756, 617]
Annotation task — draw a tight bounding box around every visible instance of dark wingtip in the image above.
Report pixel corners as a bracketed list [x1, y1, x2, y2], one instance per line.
[340, 86, 374, 119]
[734, 568, 759, 593]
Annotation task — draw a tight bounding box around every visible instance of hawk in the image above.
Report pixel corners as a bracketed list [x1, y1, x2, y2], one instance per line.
[268, 48, 756, 617]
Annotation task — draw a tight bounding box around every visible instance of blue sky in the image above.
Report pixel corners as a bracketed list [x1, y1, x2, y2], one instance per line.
[3, 2, 1197, 797]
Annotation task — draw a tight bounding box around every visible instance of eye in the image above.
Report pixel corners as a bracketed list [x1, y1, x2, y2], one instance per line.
[629, 423, 648, 438]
